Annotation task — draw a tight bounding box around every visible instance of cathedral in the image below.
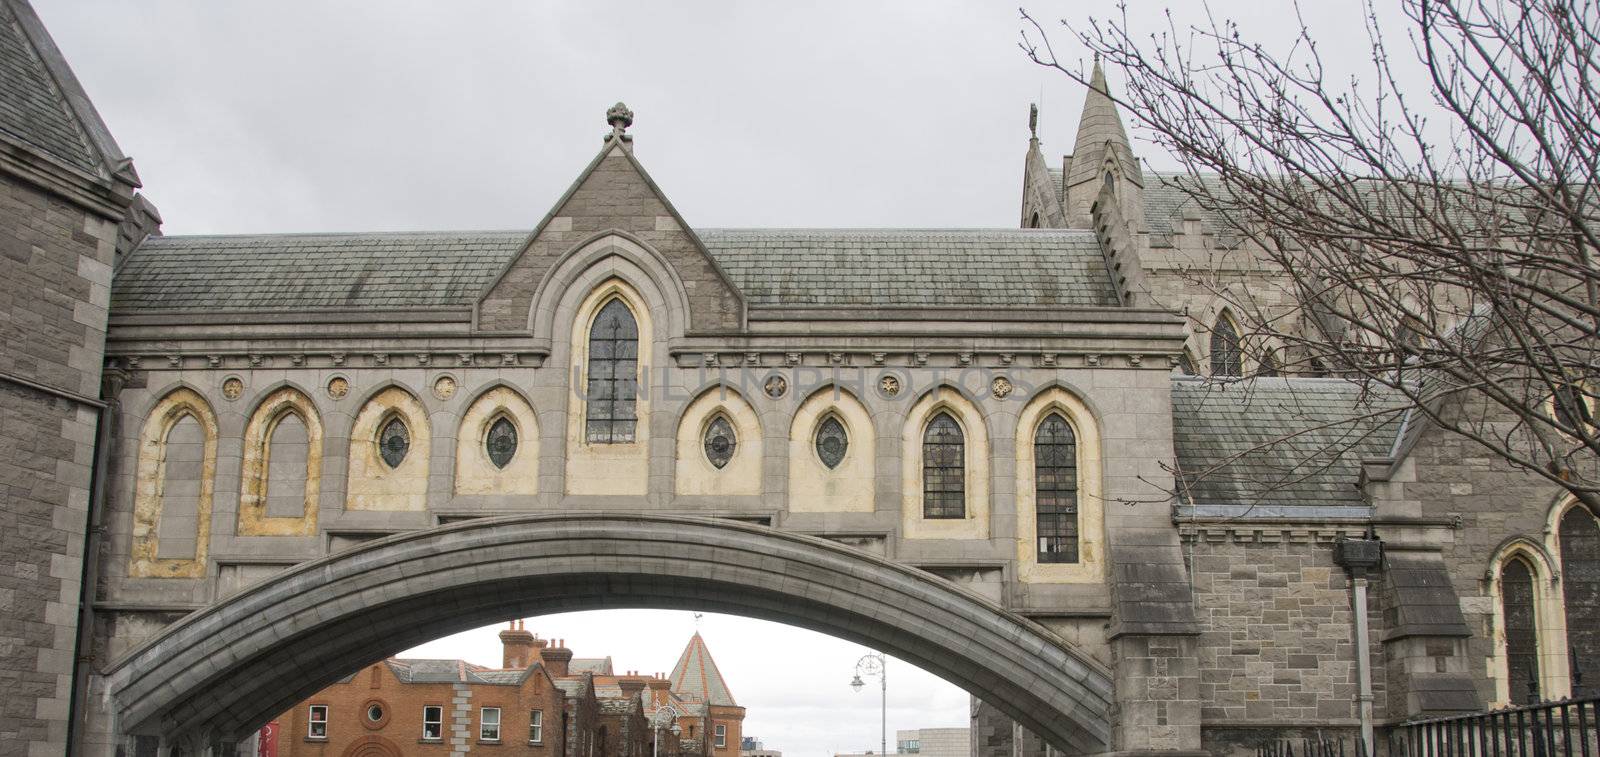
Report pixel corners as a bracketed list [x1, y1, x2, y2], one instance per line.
[0, 1, 1596, 756]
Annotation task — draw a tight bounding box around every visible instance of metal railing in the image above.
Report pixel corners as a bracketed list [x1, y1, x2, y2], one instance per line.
[1392, 696, 1600, 757]
[1258, 736, 1366, 757]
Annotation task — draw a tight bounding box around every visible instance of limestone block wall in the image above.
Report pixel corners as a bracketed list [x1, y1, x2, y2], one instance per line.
[0, 170, 119, 753]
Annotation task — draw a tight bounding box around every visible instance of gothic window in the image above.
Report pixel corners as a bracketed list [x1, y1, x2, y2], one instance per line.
[158, 415, 206, 560]
[1501, 558, 1540, 703]
[264, 411, 310, 518]
[922, 412, 965, 519]
[585, 299, 639, 444]
[1029, 212, 1040, 229]
[1035, 413, 1079, 563]
[1210, 315, 1242, 377]
[1553, 383, 1594, 432]
[379, 416, 410, 469]
[703, 415, 736, 469]
[1177, 351, 1197, 376]
[816, 415, 848, 469]
[1559, 506, 1600, 696]
[1258, 350, 1281, 378]
[1103, 170, 1116, 194]
[486, 416, 518, 469]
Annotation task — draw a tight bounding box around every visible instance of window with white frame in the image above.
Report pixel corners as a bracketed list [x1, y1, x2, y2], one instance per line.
[481, 707, 501, 742]
[715, 724, 727, 748]
[422, 706, 443, 741]
[307, 705, 328, 739]
[529, 710, 543, 744]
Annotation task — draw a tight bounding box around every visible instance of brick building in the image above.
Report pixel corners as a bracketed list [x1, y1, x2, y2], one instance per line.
[0, 2, 1598, 756]
[255, 624, 743, 757]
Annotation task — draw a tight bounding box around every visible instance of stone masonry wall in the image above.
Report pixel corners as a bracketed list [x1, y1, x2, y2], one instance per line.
[1186, 531, 1387, 756]
[0, 169, 117, 753]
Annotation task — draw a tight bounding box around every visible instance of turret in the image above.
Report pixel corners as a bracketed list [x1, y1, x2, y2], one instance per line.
[1063, 59, 1144, 230]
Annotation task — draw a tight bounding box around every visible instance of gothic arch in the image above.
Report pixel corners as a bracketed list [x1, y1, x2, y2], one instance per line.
[129, 387, 218, 579]
[237, 385, 323, 536]
[674, 385, 762, 496]
[788, 385, 875, 513]
[528, 231, 693, 342]
[104, 514, 1113, 755]
[900, 384, 990, 540]
[1208, 309, 1243, 377]
[346, 386, 431, 511]
[1485, 538, 1568, 704]
[1014, 387, 1106, 584]
[455, 383, 540, 496]
[565, 278, 654, 495]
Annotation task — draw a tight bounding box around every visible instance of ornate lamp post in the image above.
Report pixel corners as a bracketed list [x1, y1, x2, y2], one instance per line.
[849, 652, 887, 756]
[650, 702, 681, 757]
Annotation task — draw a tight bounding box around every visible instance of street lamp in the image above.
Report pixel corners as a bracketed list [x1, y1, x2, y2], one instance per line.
[650, 702, 681, 757]
[849, 653, 887, 756]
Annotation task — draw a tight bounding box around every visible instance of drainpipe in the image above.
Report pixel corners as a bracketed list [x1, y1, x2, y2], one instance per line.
[1334, 534, 1383, 757]
[66, 367, 125, 756]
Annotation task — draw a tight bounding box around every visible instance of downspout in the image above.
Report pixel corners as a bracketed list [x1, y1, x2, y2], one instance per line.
[66, 367, 125, 756]
[1335, 534, 1383, 757]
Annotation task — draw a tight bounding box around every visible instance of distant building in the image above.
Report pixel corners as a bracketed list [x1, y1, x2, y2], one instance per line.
[254, 624, 744, 757]
[897, 728, 969, 757]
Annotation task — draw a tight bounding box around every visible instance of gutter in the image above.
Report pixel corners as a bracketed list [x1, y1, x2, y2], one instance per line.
[65, 370, 123, 756]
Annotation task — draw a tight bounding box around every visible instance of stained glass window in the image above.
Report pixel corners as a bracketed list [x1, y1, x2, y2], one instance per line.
[816, 416, 848, 469]
[585, 299, 639, 444]
[1501, 558, 1540, 703]
[1210, 316, 1242, 377]
[1560, 507, 1600, 697]
[922, 413, 965, 519]
[1258, 350, 1281, 378]
[1035, 413, 1079, 563]
[704, 415, 736, 469]
[486, 417, 517, 469]
[379, 417, 409, 468]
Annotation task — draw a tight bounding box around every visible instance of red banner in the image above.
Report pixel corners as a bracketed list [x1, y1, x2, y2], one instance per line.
[258, 722, 278, 757]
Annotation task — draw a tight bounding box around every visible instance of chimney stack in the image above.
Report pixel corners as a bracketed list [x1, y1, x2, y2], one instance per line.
[540, 639, 573, 678]
[618, 675, 647, 700]
[498, 620, 542, 669]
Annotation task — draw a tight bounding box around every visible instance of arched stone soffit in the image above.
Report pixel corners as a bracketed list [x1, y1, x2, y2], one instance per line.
[104, 515, 1113, 755]
[1486, 535, 1558, 582]
[133, 380, 216, 422]
[528, 231, 693, 342]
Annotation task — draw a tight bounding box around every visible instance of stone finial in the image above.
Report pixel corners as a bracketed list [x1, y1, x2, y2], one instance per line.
[1029, 103, 1038, 139]
[606, 102, 634, 142]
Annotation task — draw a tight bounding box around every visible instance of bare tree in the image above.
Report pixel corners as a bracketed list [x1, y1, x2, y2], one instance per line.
[1020, 0, 1600, 508]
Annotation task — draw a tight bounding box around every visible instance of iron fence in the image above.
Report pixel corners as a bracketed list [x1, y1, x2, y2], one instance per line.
[1392, 696, 1600, 757]
[1258, 736, 1365, 757]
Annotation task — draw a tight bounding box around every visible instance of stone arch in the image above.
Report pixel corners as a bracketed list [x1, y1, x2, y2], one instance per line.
[346, 386, 430, 511]
[104, 514, 1113, 754]
[529, 231, 692, 342]
[674, 385, 761, 496]
[900, 384, 989, 540]
[565, 277, 655, 495]
[1014, 387, 1105, 584]
[237, 385, 323, 536]
[1549, 498, 1600, 696]
[1485, 537, 1568, 704]
[455, 383, 540, 496]
[129, 387, 218, 578]
[1208, 309, 1243, 377]
[788, 385, 875, 513]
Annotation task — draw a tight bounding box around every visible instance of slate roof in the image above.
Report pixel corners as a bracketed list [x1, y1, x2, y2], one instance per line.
[385, 658, 532, 686]
[112, 228, 1122, 313]
[570, 657, 613, 675]
[0, 0, 126, 180]
[696, 228, 1118, 308]
[113, 231, 527, 312]
[668, 633, 736, 707]
[1170, 378, 1409, 508]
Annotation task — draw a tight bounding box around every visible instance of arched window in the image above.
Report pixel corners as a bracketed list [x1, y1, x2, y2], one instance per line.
[1501, 558, 1541, 703]
[922, 412, 965, 519]
[703, 415, 736, 469]
[1035, 413, 1078, 563]
[486, 416, 518, 469]
[264, 411, 309, 518]
[379, 416, 410, 468]
[1210, 315, 1242, 377]
[159, 414, 206, 560]
[1559, 506, 1600, 695]
[585, 299, 639, 444]
[1103, 170, 1116, 194]
[815, 415, 848, 469]
[1177, 351, 1197, 376]
[1029, 212, 1040, 229]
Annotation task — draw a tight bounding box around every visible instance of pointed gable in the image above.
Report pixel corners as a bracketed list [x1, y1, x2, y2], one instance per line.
[477, 130, 745, 334]
[668, 632, 737, 707]
[1065, 61, 1141, 190]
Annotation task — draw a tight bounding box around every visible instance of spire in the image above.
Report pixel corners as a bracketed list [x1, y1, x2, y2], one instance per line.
[1065, 59, 1141, 190]
[668, 632, 737, 707]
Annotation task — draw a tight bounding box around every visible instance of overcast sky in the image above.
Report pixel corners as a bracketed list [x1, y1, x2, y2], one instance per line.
[32, 3, 1396, 756]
